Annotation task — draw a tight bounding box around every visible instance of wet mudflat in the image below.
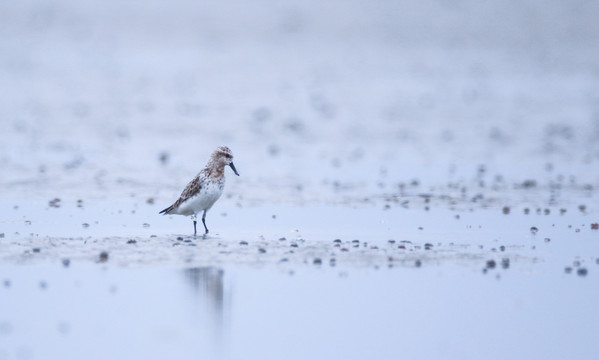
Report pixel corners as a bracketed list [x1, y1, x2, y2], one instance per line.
[2, 0, 599, 359]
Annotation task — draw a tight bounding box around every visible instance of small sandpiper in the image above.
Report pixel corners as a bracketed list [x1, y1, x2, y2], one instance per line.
[159, 146, 239, 236]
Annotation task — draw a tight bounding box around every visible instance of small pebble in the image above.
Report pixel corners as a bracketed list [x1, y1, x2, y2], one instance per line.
[530, 227, 538, 234]
[313, 258, 322, 265]
[98, 251, 109, 263]
[142, 223, 150, 228]
[502, 206, 510, 214]
[577, 268, 588, 277]
[544, 238, 551, 243]
[279, 237, 287, 241]
[499, 245, 505, 252]
[290, 243, 298, 248]
[177, 237, 183, 241]
[387, 239, 395, 244]
[333, 239, 342, 243]
[564, 267, 573, 274]
[591, 223, 598, 230]
[239, 241, 248, 245]
[501, 258, 510, 269]
[62, 259, 70, 267]
[424, 243, 433, 250]
[32, 248, 41, 253]
[127, 239, 137, 244]
[82, 223, 90, 229]
[258, 248, 267, 254]
[486, 260, 496, 269]
[414, 260, 422, 267]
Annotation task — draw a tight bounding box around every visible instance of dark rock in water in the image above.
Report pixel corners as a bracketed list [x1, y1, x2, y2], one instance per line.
[577, 268, 588, 277]
[486, 260, 496, 269]
[177, 237, 183, 241]
[530, 227, 538, 234]
[313, 258, 322, 265]
[62, 259, 70, 267]
[98, 251, 109, 263]
[258, 248, 267, 254]
[239, 241, 248, 245]
[290, 243, 298, 248]
[127, 239, 137, 244]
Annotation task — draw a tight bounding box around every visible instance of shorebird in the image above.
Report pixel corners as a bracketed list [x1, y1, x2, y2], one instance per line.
[159, 146, 239, 236]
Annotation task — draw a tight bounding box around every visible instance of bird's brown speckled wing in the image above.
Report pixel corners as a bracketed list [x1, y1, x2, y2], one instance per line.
[159, 174, 203, 214]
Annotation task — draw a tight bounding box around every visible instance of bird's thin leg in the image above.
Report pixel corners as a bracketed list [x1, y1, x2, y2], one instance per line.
[191, 214, 197, 236]
[202, 210, 209, 234]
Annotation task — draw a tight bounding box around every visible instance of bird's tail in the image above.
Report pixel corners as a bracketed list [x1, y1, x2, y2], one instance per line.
[159, 205, 173, 215]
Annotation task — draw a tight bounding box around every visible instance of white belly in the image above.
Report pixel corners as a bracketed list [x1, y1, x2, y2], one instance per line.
[174, 183, 224, 216]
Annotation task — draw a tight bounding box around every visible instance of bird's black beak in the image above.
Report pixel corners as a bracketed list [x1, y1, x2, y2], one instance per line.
[229, 162, 240, 176]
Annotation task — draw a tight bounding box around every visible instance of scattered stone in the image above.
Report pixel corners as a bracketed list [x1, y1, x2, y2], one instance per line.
[82, 223, 90, 229]
[424, 243, 433, 250]
[0, 233, 4, 238]
[340, 248, 348, 252]
[39, 281, 47, 290]
[313, 258, 322, 265]
[49, 198, 61, 208]
[414, 260, 422, 267]
[577, 268, 588, 277]
[530, 227, 538, 234]
[127, 239, 137, 244]
[502, 206, 510, 214]
[142, 223, 150, 228]
[521, 180, 537, 188]
[591, 223, 598, 230]
[258, 248, 267, 254]
[560, 208, 567, 215]
[77, 199, 84, 208]
[146, 198, 154, 205]
[351, 239, 360, 243]
[501, 258, 510, 269]
[239, 241, 248, 245]
[387, 239, 396, 244]
[290, 243, 298, 248]
[280, 258, 288, 262]
[272, 215, 277, 219]
[62, 259, 70, 267]
[564, 267, 573, 274]
[486, 260, 496, 269]
[544, 238, 551, 243]
[333, 239, 342, 243]
[398, 245, 406, 250]
[98, 251, 109, 263]
[499, 245, 505, 252]
[177, 237, 183, 241]
[279, 237, 287, 241]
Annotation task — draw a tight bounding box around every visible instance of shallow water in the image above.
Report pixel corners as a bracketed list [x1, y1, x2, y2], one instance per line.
[2, 0, 599, 359]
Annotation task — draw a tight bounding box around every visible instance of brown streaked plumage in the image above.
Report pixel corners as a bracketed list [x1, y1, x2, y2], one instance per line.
[159, 146, 239, 236]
